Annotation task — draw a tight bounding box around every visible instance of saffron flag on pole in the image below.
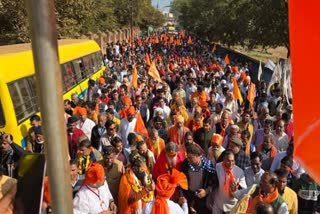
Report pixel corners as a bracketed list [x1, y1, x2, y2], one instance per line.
[247, 82, 256, 107]
[148, 60, 162, 83]
[211, 44, 216, 53]
[232, 77, 243, 105]
[257, 60, 262, 81]
[224, 54, 230, 65]
[289, 0, 320, 183]
[187, 36, 192, 44]
[132, 64, 138, 89]
[145, 53, 151, 66]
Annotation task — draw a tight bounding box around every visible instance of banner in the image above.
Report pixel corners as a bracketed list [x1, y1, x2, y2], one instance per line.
[289, 0, 320, 183]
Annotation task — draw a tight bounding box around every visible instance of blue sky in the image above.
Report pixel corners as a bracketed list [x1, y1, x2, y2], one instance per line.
[151, 0, 173, 12]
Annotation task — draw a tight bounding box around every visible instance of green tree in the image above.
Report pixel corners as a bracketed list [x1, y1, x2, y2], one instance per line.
[55, 0, 96, 38]
[173, 0, 289, 50]
[0, 0, 29, 43]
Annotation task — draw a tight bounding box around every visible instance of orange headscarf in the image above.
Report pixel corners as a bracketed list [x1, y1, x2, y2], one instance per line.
[98, 77, 106, 85]
[78, 107, 87, 115]
[257, 144, 277, 162]
[211, 134, 223, 146]
[222, 162, 235, 198]
[249, 189, 280, 213]
[82, 163, 105, 186]
[151, 169, 188, 214]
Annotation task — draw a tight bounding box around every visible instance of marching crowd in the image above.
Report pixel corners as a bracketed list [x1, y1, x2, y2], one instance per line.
[0, 31, 319, 214]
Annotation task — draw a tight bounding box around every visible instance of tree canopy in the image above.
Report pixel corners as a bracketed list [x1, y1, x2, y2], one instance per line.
[172, 0, 289, 50]
[0, 0, 165, 44]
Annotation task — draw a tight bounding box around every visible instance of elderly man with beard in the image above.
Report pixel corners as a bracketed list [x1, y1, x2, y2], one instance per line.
[73, 163, 116, 214]
[98, 146, 124, 205]
[181, 143, 216, 213]
[152, 142, 185, 181]
[118, 151, 155, 214]
[146, 128, 165, 160]
[168, 115, 190, 147]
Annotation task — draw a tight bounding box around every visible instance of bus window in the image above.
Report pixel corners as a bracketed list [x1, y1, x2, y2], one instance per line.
[95, 52, 104, 68]
[61, 62, 77, 90]
[26, 76, 39, 109]
[8, 77, 38, 123]
[0, 100, 5, 127]
[60, 65, 67, 92]
[82, 55, 94, 75]
[72, 59, 83, 83]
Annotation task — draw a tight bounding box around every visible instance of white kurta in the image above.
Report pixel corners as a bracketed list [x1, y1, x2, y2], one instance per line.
[73, 181, 113, 214]
[212, 162, 247, 214]
[244, 167, 265, 187]
[270, 151, 305, 178]
[118, 117, 137, 148]
[142, 199, 188, 214]
[77, 118, 96, 139]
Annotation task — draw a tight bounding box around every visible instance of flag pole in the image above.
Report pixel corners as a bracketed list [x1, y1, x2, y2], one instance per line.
[24, 0, 73, 213]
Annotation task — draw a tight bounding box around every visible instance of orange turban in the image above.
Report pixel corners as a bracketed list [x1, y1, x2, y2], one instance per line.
[98, 77, 106, 84]
[151, 169, 188, 214]
[126, 106, 137, 116]
[82, 163, 105, 186]
[175, 115, 184, 124]
[244, 77, 250, 84]
[211, 134, 223, 145]
[122, 96, 132, 105]
[136, 134, 144, 142]
[78, 107, 87, 115]
[231, 66, 239, 73]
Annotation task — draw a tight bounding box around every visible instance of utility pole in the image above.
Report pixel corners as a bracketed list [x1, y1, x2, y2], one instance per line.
[25, 0, 73, 213]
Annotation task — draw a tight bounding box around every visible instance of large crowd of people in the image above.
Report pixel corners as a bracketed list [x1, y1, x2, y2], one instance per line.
[0, 31, 319, 214]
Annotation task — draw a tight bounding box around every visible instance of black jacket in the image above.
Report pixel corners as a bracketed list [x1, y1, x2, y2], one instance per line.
[0, 142, 26, 178]
[180, 159, 218, 200]
[90, 125, 106, 152]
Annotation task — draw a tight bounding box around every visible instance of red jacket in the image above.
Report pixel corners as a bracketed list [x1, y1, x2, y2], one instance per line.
[68, 128, 85, 159]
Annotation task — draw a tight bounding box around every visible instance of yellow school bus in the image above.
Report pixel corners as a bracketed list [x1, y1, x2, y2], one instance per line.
[0, 39, 105, 147]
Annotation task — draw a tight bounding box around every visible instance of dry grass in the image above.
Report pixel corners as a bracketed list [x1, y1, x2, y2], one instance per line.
[231, 46, 288, 63]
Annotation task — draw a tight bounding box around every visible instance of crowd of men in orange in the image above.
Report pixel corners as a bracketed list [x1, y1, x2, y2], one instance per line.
[1, 31, 319, 214]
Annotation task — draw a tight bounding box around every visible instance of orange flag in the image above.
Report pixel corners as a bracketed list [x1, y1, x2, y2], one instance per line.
[132, 64, 138, 89]
[224, 54, 230, 65]
[148, 60, 162, 82]
[157, 54, 162, 62]
[169, 36, 174, 44]
[187, 36, 193, 44]
[211, 44, 216, 53]
[232, 77, 243, 105]
[179, 30, 184, 38]
[145, 53, 151, 66]
[163, 33, 168, 41]
[289, 0, 320, 183]
[247, 82, 256, 107]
